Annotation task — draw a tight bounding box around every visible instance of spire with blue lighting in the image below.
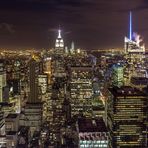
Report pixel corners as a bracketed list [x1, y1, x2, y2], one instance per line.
[129, 11, 132, 40]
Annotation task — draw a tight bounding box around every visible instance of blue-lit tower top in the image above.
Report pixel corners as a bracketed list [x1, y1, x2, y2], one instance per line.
[129, 11, 132, 40]
[125, 12, 145, 53]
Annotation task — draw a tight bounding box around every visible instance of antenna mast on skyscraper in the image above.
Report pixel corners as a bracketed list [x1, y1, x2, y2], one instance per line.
[129, 11, 132, 40]
[58, 25, 61, 38]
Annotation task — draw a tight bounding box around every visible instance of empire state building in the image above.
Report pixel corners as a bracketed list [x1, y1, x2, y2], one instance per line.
[53, 29, 66, 77]
[55, 29, 64, 55]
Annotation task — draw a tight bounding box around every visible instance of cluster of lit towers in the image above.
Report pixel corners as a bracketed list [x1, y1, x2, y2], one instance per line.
[0, 12, 147, 148]
[48, 11, 148, 148]
[108, 12, 148, 148]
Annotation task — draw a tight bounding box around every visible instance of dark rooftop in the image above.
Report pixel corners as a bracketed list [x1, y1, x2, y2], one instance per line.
[6, 131, 17, 135]
[6, 113, 18, 119]
[19, 126, 29, 131]
[78, 117, 107, 133]
[0, 102, 13, 107]
[131, 77, 148, 85]
[26, 102, 43, 105]
[109, 86, 146, 96]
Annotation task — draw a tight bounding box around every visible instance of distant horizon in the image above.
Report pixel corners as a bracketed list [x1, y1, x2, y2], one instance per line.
[0, 0, 148, 49]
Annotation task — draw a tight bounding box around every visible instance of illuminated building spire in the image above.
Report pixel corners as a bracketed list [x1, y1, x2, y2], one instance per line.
[58, 29, 61, 38]
[71, 41, 74, 50]
[55, 26, 64, 48]
[129, 11, 132, 40]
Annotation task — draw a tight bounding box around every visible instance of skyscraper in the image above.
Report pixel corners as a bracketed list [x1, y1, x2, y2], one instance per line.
[70, 66, 93, 117]
[124, 12, 146, 85]
[70, 41, 75, 54]
[24, 58, 42, 136]
[107, 86, 147, 148]
[28, 59, 39, 103]
[112, 63, 124, 87]
[55, 29, 64, 55]
[53, 29, 66, 77]
[0, 62, 6, 102]
[0, 106, 5, 147]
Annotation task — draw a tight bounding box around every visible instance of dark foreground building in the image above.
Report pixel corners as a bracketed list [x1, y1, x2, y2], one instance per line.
[107, 86, 147, 148]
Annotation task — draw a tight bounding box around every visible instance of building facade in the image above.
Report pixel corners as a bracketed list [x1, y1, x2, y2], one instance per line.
[107, 86, 147, 148]
[70, 66, 93, 117]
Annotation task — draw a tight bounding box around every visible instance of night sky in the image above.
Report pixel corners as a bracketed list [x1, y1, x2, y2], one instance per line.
[0, 0, 148, 49]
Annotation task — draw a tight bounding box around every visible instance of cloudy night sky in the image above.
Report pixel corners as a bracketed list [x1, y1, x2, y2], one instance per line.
[0, 0, 148, 49]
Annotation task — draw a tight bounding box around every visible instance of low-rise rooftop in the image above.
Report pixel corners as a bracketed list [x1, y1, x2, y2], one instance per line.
[78, 117, 107, 133]
[6, 113, 18, 119]
[6, 131, 17, 135]
[109, 86, 146, 96]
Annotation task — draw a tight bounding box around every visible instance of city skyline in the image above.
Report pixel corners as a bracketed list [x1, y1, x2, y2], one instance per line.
[0, 0, 148, 49]
[0, 3, 147, 146]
